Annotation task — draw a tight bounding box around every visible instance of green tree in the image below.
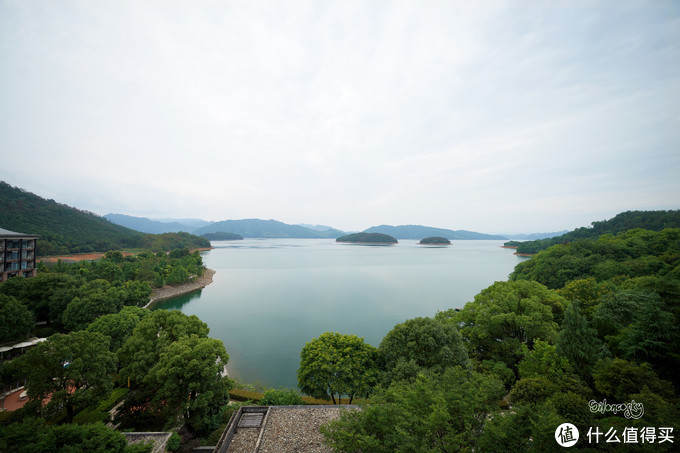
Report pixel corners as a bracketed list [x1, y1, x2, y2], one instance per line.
[618, 297, 677, 365]
[298, 332, 378, 404]
[555, 301, 603, 382]
[0, 273, 80, 323]
[477, 403, 568, 453]
[438, 281, 565, 369]
[321, 367, 504, 452]
[0, 419, 131, 453]
[517, 339, 571, 380]
[86, 306, 148, 352]
[592, 358, 674, 401]
[122, 280, 152, 307]
[62, 286, 126, 331]
[378, 317, 469, 385]
[0, 294, 34, 342]
[118, 310, 210, 386]
[591, 289, 645, 339]
[557, 277, 612, 317]
[145, 335, 231, 435]
[16, 331, 116, 422]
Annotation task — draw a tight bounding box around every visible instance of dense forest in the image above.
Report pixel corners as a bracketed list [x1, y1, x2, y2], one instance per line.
[505, 210, 680, 254]
[0, 182, 209, 255]
[0, 249, 221, 451]
[307, 227, 680, 451]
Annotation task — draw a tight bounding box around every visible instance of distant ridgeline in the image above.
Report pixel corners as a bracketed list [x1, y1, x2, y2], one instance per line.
[505, 210, 680, 254]
[200, 232, 243, 240]
[0, 182, 209, 255]
[105, 214, 347, 239]
[336, 232, 398, 244]
[364, 224, 505, 240]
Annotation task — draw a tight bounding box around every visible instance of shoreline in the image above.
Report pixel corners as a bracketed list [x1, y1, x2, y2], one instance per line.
[145, 268, 216, 308]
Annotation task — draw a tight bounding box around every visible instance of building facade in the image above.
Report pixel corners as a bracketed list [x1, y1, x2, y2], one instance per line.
[0, 227, 38, 282]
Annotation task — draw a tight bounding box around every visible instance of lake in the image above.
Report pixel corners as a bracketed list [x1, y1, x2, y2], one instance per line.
[154, 238, 526, 389]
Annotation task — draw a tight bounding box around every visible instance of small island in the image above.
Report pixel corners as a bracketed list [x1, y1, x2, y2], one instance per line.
[418, 236, 451, 245]
[336, 232, 398, 244]
[200, 232, 244, 241]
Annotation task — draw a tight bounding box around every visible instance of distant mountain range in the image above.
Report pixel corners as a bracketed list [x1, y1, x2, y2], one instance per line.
[363, 225, 506, 240]
[106, 214, 567, 241]
[104, 214, 345, 238]
[502, 231, 569, 240]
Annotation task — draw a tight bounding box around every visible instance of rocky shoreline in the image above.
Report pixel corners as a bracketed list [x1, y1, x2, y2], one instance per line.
[145, 268, 216, 308]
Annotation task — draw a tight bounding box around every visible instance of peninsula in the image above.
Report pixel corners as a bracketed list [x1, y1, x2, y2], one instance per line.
[336, 232, 398, 244]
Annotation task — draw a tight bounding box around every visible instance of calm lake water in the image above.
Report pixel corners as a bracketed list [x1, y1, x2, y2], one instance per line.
[154, 239, 526, 389]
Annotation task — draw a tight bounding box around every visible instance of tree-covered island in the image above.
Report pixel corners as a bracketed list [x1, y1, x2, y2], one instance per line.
[418, 236, 451, 245]
[335, 232, 398, 244]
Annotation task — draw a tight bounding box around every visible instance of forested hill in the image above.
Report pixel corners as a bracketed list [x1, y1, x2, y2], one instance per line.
[505, 210, 680, 254]
[0, 182, 209, 255]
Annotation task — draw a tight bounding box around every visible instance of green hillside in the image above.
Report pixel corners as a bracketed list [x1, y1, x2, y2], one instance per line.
[0, 182, 209, 255]
[506, 210, 680, 254]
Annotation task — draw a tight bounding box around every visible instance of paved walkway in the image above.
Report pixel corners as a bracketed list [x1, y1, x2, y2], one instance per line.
[1, 388, 28, 412]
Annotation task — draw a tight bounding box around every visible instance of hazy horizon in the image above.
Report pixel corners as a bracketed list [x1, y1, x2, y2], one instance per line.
[1, 1, 678, 234]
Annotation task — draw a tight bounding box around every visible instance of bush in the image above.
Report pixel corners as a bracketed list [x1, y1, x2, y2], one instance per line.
[228, 388, 263, 402]
[72, 408, 109, 425]
[167, 431, 181, 451]
[260, 389, 304, 406]
[125, 442, 154, 453]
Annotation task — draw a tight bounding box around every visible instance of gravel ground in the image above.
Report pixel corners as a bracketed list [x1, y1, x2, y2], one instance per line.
[257, 407, 347, 453]
[226, 428, 259, 453]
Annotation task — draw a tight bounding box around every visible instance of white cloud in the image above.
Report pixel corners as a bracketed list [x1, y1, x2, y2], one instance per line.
[0, 0, 678, 233]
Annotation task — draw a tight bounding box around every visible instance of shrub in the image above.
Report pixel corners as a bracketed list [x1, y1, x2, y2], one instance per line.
[228, 388, 263, 402]
[259, 389, 304, 406]
[167, 432, 181, 451]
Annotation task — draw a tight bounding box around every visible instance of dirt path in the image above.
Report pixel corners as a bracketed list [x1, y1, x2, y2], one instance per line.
[38, 252, 135, 263]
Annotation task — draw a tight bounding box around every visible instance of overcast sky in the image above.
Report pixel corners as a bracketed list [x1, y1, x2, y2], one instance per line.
[1, 0, 678, 234]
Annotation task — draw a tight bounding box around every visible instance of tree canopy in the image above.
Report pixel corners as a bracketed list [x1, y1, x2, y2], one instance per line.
[116, 310, 230, 435]
[321, 367, 504, 452]
[378, 316, 469, 384]
[504, 210, 680, 254]
[298, 332, 378, 404]
[437, 280, 566, 369]
[16, 331, 116, 423]
[0, 294, 33, 342]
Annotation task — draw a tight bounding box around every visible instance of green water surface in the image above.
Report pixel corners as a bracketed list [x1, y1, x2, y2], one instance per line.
[154, 238, 526, 389]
